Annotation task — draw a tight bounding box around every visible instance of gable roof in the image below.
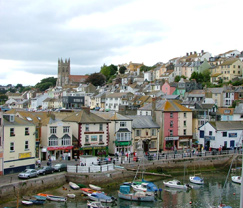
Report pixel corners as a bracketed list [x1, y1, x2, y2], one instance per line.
[62, 110, 108, 123]
[126, 115, 159, 129]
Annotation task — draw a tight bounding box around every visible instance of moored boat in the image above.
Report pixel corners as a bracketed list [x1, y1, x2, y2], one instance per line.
[46, 195, 67, 202]
[118, 185, 155, 202]
[67, 193, 76, 198]
[88, 192, 114, 203]
[189, 176, 204, 185]
[89, 184, 102, 191]
[69, 181, 80, 190]
[33, 195, 46, 200]
[81, 188, 96, 195]
[231, 176, 241, 184]
[21, 200, 33, 205]
[29, 199, 45, 205]
[163, 179, 192, 190]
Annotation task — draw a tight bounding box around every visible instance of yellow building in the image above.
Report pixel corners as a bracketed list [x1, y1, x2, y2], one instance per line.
[3, 114, 36, 174]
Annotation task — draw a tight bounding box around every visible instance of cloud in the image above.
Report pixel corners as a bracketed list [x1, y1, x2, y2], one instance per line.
[0, 0, 243, 86]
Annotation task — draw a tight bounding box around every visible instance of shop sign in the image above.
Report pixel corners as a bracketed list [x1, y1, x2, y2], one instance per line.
[47, 146, 73, 151]
[19, 152, 31, 159]
[80, 147, 93, 150]
[229, 133, 237, 137]
[165, 137, 179, 141]
[115, 141, 131, 146]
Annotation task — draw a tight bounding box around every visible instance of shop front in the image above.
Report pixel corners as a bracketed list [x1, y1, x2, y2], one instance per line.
[178, 136, 192, 149]
[115, 141, 132, 155]
[164, 136, 179, 151]
[80, 145, 108, 157]
[47, 146, 73, 161]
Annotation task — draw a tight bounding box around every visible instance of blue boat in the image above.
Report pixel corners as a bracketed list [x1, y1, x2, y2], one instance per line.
[88, 193, 115, 203]
[30, 199, 45, 205]
[33, 195, 46, 201]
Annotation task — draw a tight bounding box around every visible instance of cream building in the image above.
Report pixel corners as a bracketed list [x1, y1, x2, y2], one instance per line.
[3, 114, 36, 174]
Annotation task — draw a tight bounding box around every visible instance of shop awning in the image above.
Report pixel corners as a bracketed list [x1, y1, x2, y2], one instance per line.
[47, 146, 73, 151]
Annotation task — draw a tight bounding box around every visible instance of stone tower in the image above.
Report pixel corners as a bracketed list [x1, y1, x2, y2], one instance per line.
[56, 58, 70, 87]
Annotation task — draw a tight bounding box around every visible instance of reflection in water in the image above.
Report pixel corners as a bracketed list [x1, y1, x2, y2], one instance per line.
[2, 172, 241, 208]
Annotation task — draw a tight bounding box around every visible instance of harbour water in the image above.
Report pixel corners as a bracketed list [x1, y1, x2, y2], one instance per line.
[3, 171, 241, 208]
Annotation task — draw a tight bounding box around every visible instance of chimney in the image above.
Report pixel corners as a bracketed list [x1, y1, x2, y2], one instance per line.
[194, 51, 197, 54]
[201, 50, 204, 54]
[190, 52, 192, 55]
[186, 53, 189, 56]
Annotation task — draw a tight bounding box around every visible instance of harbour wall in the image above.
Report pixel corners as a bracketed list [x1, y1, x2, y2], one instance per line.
[0, 154, 238, 204]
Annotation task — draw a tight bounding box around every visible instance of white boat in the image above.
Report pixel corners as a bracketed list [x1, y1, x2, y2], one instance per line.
[67, 193, 76, 198]
[22, 200, 33, 205]
[88, 192, 114, 203]
[46, 195, 67, 202]
[69, 181, 80, 190]
[89, 184, 102, 191]
[131, 180, 158, 193]
[118, 185, 155, 202]
[189, 176, 204, 185]
[163, 179, 192, 190]
[232, 176, 241, 184]
[87, 200, 109, 208]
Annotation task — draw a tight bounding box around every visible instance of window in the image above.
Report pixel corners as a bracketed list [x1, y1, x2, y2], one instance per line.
[62, 135, 71, 146]
[85, 135, 89, 143]
[50, 126, 57, 134]
[222, 132, 227, 137]
[10, 128, 15, 136]
[184, 113, 186, 118]
[151, 129, 156, 136]
[99, 135, 103, 142]
[169, 120, 173, 127]
[169, 130, 173, 136]
[63, 126, 70, 133]
[85, 124, 89, 131]
[170, 113, 173, 118]
[25, 141, 29, 150]
[184, 121, 186, 127]
[150, 141, 156, 148]
[136, 130, 141, 136]
[25, 127, 29, 135]
[48, 135, 58, 146]
[91, 135, 97, 141]
[117, 132, 131, 141]
[183, 129, 186, 135]
[99, 124, 103, 131]
[10, 142, 14, 151]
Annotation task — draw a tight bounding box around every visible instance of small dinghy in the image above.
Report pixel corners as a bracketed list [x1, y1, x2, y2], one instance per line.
[89, 184, 102, 191]
[69, 181, 80, 190]
[22, 200, 33, 205]
[67, 193, 76, 198]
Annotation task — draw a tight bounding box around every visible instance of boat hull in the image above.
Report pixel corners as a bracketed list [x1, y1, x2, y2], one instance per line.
[47, 195, 67, 202]
[231, 176, 241, 184]
[189, 176, 204, 185]
[118, 191, 154, 202]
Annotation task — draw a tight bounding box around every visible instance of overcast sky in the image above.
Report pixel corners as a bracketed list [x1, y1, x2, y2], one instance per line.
[0, 0, 243, 86]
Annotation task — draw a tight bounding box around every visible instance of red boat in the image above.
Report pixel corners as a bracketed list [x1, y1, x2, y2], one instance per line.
[81, 188, 96, 196]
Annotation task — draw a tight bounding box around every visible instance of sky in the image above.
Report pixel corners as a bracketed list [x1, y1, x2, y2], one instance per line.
[0, 0, 243, 86]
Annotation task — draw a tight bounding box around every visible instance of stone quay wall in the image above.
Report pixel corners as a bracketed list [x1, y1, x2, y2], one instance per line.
[0, 154, 236, 203]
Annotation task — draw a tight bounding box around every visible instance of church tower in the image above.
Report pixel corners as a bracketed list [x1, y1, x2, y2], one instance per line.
[56, 58, 70, 87]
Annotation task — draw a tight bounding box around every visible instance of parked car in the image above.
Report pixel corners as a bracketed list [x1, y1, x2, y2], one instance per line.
[18, 169, 39, 179]
[37, 166, 55, 175]
[53, 163, 67, 172]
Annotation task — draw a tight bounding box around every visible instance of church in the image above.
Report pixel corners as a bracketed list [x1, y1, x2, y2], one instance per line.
[56, 58, 89, 87]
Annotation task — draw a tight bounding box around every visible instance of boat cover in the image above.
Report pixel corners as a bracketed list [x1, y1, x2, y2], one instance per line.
[91, 193, 111, 200]
[120, 185, 130, 194]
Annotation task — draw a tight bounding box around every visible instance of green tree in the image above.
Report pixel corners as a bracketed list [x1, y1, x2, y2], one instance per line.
[140, 65, 155, 72]
[85, 73, 106, 86]
[174, 76, 181, 82]
[0, 94, 8, 104]
[100, 64, 118, 82]
[119, 66, 126, 74]
[35, 77, 57, 92]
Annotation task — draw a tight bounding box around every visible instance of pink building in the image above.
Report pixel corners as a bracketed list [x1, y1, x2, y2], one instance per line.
[162, 82, 176, 95]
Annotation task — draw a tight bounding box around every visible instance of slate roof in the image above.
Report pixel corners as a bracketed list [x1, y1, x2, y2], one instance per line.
[92, 111, 132, 121]
[126, 115, 159, 129]
[234, 103, 243, 114]
[62, 110, 109, 124]
[212, 121, 243, 130]
[3, 115, 35, 126]
[140, 100, 191, 112]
